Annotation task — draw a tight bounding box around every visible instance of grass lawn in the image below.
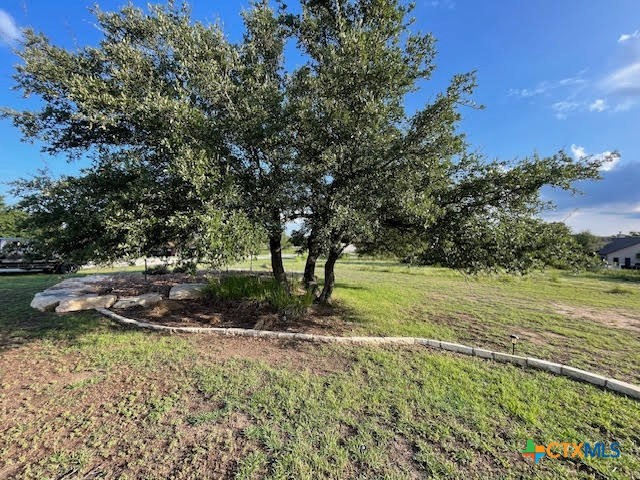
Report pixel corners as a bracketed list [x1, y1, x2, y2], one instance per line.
[1, 266, 639, 479]
[232, 256, 640, 384]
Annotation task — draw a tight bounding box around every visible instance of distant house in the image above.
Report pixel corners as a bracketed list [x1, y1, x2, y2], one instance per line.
[599, 237, 640, 268]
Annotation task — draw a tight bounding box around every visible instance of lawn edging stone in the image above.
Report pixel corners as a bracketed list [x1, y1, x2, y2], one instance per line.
[94, 307, 640, 401]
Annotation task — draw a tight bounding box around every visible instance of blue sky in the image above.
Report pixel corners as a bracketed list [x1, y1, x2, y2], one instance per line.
[0, 0, 639, 235]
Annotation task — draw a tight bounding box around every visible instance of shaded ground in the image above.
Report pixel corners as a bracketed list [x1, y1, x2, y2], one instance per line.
[135, 298, 355, 335]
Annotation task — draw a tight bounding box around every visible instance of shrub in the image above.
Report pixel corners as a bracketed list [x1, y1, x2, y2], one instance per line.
[202, 276, 276, 302]
[607, 285, 634, 295]
[145, 264, 169, 275]
[202, 275, 313, 319]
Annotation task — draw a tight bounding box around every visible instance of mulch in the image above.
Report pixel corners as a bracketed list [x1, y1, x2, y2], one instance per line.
[97, 272, 355, 335]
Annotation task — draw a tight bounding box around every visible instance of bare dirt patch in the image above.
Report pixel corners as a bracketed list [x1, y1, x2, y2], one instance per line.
[0, 334, 353, 479]
[553, 303, 640, 334]
[128, 298, 354, 335]
[190, 335, 352, 376]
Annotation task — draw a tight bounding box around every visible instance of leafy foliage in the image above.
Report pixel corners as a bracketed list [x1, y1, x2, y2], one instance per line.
[0, 195, 28, 237]
[408, 216, 595, 272]
[574, 230, 607, 255]
[6, 3, 264, 267]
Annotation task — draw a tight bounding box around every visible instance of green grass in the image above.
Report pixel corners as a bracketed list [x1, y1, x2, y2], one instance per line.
[229, 256, 640, 384]
[1, 267, 639, 478]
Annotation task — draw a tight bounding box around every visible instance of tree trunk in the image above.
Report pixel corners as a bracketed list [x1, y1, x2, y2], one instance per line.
[318, 246, 342, 304]
[303, 234, 319, 289]
[303, 252, 317, 287]
[269, 233, 288, 288]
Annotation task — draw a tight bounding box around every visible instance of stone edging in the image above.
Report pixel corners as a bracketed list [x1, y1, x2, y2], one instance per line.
[95, 307, 640, 401]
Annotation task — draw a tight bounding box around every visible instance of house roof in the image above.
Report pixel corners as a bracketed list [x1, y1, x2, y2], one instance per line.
[599, 237, 640, 255]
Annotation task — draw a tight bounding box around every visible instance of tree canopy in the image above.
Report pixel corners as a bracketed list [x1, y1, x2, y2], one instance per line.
[0, 195, 28, 237]
[4, 0, 606, 303]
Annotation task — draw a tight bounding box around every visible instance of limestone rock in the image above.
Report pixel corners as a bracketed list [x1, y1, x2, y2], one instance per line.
[48, 284, 101, 294]
[113, 293, 163, 309]
[169, 284, 206, 300]
[30, 288, 92, 311]
[30, 294, 67, 312]
[79, 274, 112, 283]
[30, 275, 113, 312]
[55, 294, 117, 313]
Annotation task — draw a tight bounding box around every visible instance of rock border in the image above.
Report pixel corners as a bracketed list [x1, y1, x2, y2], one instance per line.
[95, 307, 640, 401]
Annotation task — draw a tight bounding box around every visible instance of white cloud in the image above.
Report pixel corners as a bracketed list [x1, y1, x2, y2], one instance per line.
[544, 206, 640, 236]
[601, 61, 640, 96]
[511, 31, 640, 118]
[614, 99, 637, 111]
[570, 144, 587, 159]
[570, 144, 620, 172]
[508, 75, 586, 99]
[589, 98, 608, 112]
[552, 100, 581, 119]
[618, 30, 640, 43]
[599, 154, 621, 172]
[508, 85, 547, 98]
[427, 0, 455, 8]
[0, 10, 21, 46]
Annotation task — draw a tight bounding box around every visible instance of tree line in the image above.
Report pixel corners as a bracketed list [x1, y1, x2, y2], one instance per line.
[3, 1, 608, 303]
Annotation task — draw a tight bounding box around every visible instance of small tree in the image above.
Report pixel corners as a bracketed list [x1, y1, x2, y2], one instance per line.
[574, 230, 606, 255]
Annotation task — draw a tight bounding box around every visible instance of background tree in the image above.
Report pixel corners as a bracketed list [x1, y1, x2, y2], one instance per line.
[574, 230, 607, 255]
[0, 195, 28, 237]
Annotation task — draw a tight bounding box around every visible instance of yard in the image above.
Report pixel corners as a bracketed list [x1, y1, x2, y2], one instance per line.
[1, 261, 639, 479]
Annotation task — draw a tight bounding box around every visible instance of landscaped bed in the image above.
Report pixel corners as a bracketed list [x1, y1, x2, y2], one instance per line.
[53, 272, 355, 334]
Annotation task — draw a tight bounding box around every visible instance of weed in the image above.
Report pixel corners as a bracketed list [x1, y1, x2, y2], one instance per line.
[607, 285, 634, 295]
[266, 285, 314, 319]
